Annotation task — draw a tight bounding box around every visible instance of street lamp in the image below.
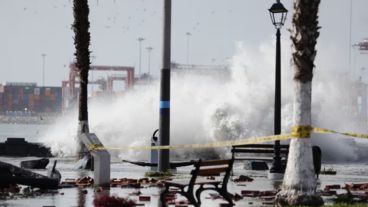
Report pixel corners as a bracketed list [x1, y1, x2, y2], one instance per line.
[268, 0, 288, 177]
[138, 37, 145, 77]
[41, 53, 46, 86]
[146, 47, 153, 76]
[185, 32, 191, 65]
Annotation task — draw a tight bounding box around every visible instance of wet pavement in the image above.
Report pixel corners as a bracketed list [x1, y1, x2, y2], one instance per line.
[1, 157, 368, 207]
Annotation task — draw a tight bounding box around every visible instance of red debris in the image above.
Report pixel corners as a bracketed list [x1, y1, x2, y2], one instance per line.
[93, 195, 138, 207]
[138, 196, 151, 202]
[343, 183, 368, 191]
[233, 175, 254, 182]
[76, 176, 93, 187]
[241, 190, 259, 197]
[324, 184, 341, 191]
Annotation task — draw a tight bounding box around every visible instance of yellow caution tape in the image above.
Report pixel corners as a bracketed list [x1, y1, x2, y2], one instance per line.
[87, 126, 368, 152]
[88, 144, 104, 151]
[313, 127, 368, 139]
[88, 133, 292, 152]
[291, 125, 313, 138]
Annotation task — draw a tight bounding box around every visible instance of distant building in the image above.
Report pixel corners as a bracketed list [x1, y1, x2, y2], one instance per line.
[0, 82, 62, 115]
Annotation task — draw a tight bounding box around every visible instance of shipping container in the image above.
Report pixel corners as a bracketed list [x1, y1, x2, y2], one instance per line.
[0, 85, 62, 114]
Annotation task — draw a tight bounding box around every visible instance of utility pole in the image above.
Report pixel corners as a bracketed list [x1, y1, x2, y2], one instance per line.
[41, 53, 46, 86]
[146, 47, 153, 75]
[158, 0, 171, 172]
[186, 32, 191, 65]
[138, 37, 145, 77]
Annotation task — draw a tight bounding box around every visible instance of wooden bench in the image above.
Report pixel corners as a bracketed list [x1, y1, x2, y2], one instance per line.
[231, 144, 289, 161]
[231, 144, 322, 177]
[160, 158, 234, 207]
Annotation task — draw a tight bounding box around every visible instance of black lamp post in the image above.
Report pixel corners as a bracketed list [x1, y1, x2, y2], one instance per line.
[158, 0, 172, 172]
[269, 0, 288, 175]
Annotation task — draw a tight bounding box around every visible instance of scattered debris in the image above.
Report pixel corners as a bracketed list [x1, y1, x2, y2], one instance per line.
[93, 195, 141, 207]
[163, 192, 176, 203]
[0, 160, 59, 189]
[20, 158, 49, 169]
[76, 176, 94, 187]
[241, 190, 276, 197]
[324, 184, 341, 190]
[233, 175, 254, 182]
[144, 171, 173, 177]
[344, 183, 368, 191]
[138, 195, 150, 202]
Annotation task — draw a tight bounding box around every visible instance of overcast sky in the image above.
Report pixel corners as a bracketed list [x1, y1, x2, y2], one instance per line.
[0, 0, 367, 86]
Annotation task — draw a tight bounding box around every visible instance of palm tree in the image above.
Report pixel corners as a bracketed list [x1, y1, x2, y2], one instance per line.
[72, 0, 91, 155]
[275, 0, 323, 206]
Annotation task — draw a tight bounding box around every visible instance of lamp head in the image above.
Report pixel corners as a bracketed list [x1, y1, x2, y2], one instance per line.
[269, 0, 288, 29]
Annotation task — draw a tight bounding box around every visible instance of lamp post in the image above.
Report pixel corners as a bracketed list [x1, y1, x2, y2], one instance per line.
[185, 32, 191, 65]
[146, 47, 153, 75]
[41, 53, 46, 86]
[268, 0, 288, 177]
[138, 37, 145, 77]
[158, 0, 171, 172]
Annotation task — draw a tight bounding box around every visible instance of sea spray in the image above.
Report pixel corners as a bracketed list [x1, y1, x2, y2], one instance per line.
[40, 41, 368, 162]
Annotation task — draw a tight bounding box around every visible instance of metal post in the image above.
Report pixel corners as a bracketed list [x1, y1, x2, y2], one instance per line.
[270, 28, 283, 174]
[41, 53, 46, 86]
[186, 32, 191, 65]
[146, 47, 153, 75]
[138, 37, 145, 77]
[158, 0, 171, 172]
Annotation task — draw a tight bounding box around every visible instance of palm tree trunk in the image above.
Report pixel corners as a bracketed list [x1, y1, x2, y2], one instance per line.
[72, 0, 91, 155]
[276, 0, 323, 205]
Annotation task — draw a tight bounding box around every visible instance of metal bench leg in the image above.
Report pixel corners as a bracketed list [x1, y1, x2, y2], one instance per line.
[195, 185, 204, 205]
[180, 190, 198, 207]
[218, 187, 234, 206]
[160, 187, 169, 207]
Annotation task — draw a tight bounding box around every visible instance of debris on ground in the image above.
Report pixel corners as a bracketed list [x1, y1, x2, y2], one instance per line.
[324, 184, 341, 190]
[0, 160, 59, 189]
[93, 195, 140, 207]
[233, 175, 254, 182]
[76, 176, 94, 187]
[241, 190, 276, 197]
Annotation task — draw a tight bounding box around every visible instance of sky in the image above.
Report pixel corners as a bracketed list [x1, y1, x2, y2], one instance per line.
[0, 0, 367, 86]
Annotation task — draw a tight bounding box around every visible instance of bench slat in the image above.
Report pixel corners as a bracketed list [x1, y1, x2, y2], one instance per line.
[200, 159, 231, 166]
[232, 144, 289, 148]
[231, 149, 288, 154]
[198, 167, 228, 176]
